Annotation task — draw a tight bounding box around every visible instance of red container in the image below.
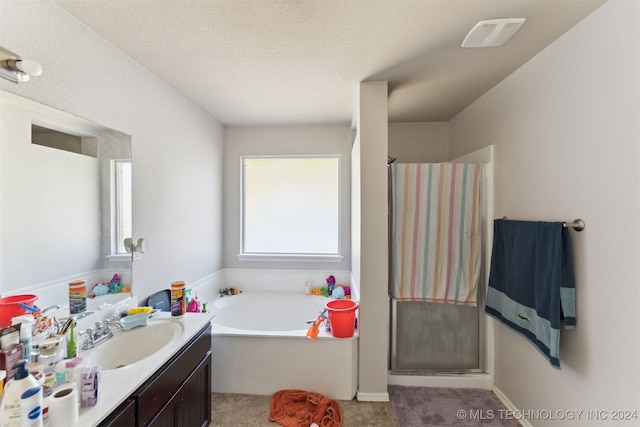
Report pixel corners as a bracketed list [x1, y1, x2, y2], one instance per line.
[325, 299, 358, 338]
[0, 294, 38, 327]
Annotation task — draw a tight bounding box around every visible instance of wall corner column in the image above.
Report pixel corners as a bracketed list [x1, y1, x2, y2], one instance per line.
[353, 81, 389, 400]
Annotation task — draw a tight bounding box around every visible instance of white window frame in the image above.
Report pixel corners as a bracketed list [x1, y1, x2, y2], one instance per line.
[237, 154, 343, 263]
[110, 159, 132, 257]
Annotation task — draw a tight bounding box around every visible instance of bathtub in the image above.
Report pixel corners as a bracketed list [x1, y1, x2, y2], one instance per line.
[210, 291, 358, 400]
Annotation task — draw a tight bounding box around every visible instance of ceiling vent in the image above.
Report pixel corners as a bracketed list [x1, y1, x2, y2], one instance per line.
[461, 18, 526, 48]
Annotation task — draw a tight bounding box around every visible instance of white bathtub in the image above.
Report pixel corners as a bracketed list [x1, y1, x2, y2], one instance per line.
[210, 291, 358, 400]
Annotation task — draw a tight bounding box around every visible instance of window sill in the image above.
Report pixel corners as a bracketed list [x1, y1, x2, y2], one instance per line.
[106, 254, 132, 262]
[236, 253, 344, 263]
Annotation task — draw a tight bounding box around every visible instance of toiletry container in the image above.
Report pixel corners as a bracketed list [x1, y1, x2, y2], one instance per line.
[38, 337, 64, 374]
[66, 322, 76, 359]
[0, 344, 23, 383]
[0, 360, 39, 427]
[20, 386, 42, 427]
[68, 280, 87, 314]
[10, 316, 33, 361]
[54, 362, 66, 388]
[0, 370, 5, 400]
[170, 281, 186, 318]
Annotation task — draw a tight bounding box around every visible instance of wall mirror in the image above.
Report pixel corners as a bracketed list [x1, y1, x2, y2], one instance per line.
[0, 89, 133, 313]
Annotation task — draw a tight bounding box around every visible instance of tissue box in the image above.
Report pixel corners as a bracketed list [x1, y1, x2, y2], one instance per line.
[80, 366, 100, 407]
[0, 344, 23, 382]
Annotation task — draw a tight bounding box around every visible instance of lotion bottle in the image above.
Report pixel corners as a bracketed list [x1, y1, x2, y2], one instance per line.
[20, 386, 42, 427]
[0, 360, 39, 427]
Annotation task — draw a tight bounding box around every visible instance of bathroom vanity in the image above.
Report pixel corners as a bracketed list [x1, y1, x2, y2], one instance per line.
[73, 312, 213, 426]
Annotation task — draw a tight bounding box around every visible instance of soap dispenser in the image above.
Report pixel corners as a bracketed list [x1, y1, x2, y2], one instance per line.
[0, 359, 39, 427]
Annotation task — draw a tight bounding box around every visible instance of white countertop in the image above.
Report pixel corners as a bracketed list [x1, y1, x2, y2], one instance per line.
[67, 311, 214, 426]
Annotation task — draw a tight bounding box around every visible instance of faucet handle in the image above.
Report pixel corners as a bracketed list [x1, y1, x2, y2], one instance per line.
[79, 328, 94, 349]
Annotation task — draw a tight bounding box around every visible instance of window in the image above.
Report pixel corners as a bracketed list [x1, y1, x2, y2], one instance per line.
[240, 155, 342, 261]
[112, 159, 132, 255]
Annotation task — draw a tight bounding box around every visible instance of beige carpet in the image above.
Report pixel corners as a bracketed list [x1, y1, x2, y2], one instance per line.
[211, 392, 398, 427]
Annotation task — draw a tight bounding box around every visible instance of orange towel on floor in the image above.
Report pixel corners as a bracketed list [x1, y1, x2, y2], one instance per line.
[268, 389, 342, 427]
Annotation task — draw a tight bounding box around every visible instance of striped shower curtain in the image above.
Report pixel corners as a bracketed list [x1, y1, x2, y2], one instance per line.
[389, 163, 483, 305]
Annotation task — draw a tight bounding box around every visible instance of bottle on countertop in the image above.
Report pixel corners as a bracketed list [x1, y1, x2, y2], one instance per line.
[187, 294, 201, 313]
[68, 280, 87, 315]
[66, 322, 76, 359]
[10, 316, 33, 361]
[0, 360, 40, 427]
[170, 281, 186, 318]
[20, 385, 42, 427]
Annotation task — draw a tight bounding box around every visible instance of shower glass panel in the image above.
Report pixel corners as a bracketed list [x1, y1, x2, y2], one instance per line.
[390, 300, 479, 371]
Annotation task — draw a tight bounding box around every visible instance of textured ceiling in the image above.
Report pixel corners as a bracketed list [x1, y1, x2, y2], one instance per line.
[53, 0, 606, 125]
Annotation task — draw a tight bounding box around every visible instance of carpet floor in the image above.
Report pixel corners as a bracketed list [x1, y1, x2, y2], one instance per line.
[389, 386, 518, 427]
[211, 388, 518, 427]
[211, 392, 397, 427]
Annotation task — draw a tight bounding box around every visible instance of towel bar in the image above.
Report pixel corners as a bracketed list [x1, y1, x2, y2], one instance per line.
[501, 217, 585, 232]
[563, 219, 585, 231]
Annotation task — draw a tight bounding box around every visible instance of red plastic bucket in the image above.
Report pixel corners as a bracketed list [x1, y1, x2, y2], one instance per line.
[0, 294, 38, 327]
[325, 299, 358, 338]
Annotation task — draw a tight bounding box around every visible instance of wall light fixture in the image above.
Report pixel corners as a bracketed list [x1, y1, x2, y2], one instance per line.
[0, 46, 43, 83]
[124, 237, 148, 260]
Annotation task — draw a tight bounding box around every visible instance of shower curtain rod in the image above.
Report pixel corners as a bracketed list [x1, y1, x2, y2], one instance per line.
[502, 217, 585, 231]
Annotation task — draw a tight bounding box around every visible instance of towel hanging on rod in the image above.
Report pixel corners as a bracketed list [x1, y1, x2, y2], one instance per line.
[486, 219, 577, 369]
[502, 217, 585, 232]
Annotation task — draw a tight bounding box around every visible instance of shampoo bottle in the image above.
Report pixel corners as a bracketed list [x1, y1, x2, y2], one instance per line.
[0, 360, 39, 427]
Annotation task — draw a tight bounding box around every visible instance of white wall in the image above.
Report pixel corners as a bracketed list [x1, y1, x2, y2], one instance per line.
[388, 122, 449, 163]
[223, 125, 352, 271]
[0, 1, 224, 301]
[449, 1, 639, 423]
[355, 81, 390, 400]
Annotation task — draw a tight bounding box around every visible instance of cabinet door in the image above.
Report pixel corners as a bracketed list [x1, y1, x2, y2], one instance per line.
[98, 399, 136, 427]
[138, 325, 211, 425]
[148, 353, 211, 427]
[175, 354, 211, 427]
[146, 398, 176, 427]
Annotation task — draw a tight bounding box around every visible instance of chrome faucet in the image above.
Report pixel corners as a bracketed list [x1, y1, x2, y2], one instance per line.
[80, 319, 124, 350]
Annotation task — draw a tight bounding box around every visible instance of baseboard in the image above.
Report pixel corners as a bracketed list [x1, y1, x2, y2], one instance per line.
[388, 373, 493, 390]
[356, 391, 390, 402]
[492, 386, 533, 427]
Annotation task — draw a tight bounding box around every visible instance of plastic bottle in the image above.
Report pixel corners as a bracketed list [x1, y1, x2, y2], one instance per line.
[54, 361, 66, 388]
[0, 370, 5, 400]
[68, 280, 87, 314]
[0, 360, 39, 427]
[66, 322, 76, 359]
[187, 294, 201, 313]
[170, 281, 186, 318]
[10, 316, 33, 361]
[20, 386, 42, 427]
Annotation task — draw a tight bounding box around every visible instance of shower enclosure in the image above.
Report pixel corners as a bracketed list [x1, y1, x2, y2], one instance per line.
[389, 146, 493, 375]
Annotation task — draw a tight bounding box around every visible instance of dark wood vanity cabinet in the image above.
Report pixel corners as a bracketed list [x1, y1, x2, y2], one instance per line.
[100, 399, 136, 427]
[99, 324, 212, 427]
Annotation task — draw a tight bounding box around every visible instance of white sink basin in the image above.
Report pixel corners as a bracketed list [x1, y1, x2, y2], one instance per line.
[83, 320, 184, 370]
